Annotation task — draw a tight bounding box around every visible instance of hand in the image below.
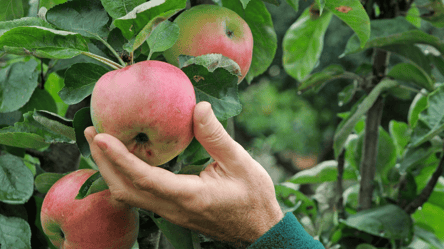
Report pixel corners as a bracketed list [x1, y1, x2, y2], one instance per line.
[84, 101, 283, 245]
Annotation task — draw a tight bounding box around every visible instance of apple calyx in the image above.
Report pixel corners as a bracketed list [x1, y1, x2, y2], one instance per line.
[135, 132, 149, 144]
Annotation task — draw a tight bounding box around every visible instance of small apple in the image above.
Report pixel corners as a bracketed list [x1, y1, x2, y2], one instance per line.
[163, 4, 253, 83]
[41, 169, 139, 249]
[90, 60, 196, 166]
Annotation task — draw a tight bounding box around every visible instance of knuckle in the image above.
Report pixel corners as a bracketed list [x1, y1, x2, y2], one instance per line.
[110, 189, 128, 203]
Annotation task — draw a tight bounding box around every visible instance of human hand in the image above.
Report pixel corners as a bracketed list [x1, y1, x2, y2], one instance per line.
[84, 101, 283, 246]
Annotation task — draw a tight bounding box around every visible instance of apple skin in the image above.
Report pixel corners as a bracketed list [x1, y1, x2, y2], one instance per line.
[163, 4, 253, 83]
[90, 60, 196, 166]
[40, 169, 139, 249]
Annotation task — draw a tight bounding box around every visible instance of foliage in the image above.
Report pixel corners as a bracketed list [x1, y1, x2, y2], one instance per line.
[1, 0, 444, 248]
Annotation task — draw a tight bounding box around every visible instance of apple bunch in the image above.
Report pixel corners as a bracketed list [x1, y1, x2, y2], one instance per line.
[91, 4, 253, 167]
[41, 4, 253, 249]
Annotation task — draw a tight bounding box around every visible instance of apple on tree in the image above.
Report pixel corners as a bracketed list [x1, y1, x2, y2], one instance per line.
[40, 169, 140, 249]
[163, 4, 254, 83]
[90, 60, 196, 166]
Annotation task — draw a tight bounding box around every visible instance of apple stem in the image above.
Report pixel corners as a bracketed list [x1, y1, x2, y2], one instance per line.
[95, 35, 127, 67]
[81, 52, 123, 70]
[147, 51, 154, 61]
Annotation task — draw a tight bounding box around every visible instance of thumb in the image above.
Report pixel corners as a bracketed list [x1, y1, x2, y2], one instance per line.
[194, 101, 248, 165]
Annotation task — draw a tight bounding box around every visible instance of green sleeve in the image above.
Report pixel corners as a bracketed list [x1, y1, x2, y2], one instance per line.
[248, 212, 325, 249]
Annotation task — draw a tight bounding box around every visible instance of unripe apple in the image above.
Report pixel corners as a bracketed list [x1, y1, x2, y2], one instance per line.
[41, 169, 139, 249]
[90, 60, 196, 166]
[163, 4, 253, 83]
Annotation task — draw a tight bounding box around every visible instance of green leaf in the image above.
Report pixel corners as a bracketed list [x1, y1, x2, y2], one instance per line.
[0, 26, 89, 59]
[285, 0, 298, 12]
[421, 0, 444, 28]
[59, 63, 109, 105]
[283, 7, 333, 81]
[275, 183, 317, 221]
[389, 120, 411, 157]
[177, 138, 210, 168]
[0, 59, 39, 113]
[180, 54, 241, 121]
[0, 0, 24, 21]
[147, 20, 179, 59]
[145, 210, 195, 249]
[45, 72, 69, 117]
[46, 0, 110, 39]
[408, 90, 428, 128]
[75, 171, 105, 199]
[411, 85, 444, 147]
[387, 63, 434, 92]
[288, 160, 357, 184]
[222, 0, 277, 83]
[20, 88, 58, 115]
[34, 172, 64, 194]
[0, 154, 34, 204]
[132, 9, 181, 52]
[399, 139, 440, 173]
[333, 79, 398, 158]
[382, 44, 432, 75]
[406, 4, 421, 28]
[240, 0, 251, 9]
[33, 110, 76, 141]
[114, 0, 186, 40]
[324, 0, 370, 48]
[261, 0, 280, 6]
[101, 0, 146, 19]
[0, 214, 31, 249]
[315, 0, 325, 15]
[0, 17, 54, 36]
[338, 83, 357, 107]
[342, 16, 444, 55]
[73, 107, 94, 157]
[0, 111, 75, 149]
[356, 244, 377, 249]
[414, 225, 444, 249]
[297, 64, 345, 92]
[397, 171, 417, 207]
[413, 203, 444, 240]
[341, 204, 413, 240]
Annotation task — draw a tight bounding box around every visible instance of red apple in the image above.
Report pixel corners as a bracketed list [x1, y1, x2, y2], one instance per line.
[163, 4, 253, 83]
[90, 60, 196, 166]
[40, 169, 139, 249]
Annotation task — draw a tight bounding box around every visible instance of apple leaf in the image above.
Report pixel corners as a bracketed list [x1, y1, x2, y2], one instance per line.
[177, 138, 211, 169]
[33, 110, 76, 141]
[0, 59, 39, 113]
[179, 54, 242, 121]
[76, 171, 109, 199]
[114, 0, 186, 40]
[387, 63, 434, 92]
[288, 160, 357, 185]
[132, 9, 181, 52]
[0, 111, 75, 149]
[297, 64, 346, 92]
[381, 44, 432, 75]
[283, 7, 333, 81]
[0, 214, 31, 249]
[0, 0, 25, 21]
[342, 17, 444, 56]
[101, 0, 146, 19]
[46, 0, 109, 39]
[222, 0, 277, 83]
[147, 20, 179, 60]
[285, 0, 298, 12]
[0, 17, 54, 36]
[333, 79, 398, 158]
[261, 0, 280, 6]
[414, 225, 444, 249]
[315, 0, 325, 15]
[275, 183, 317, 221]
[59, 63, 110, 105]
[421, 0, 444, 28]
[408, 90, 428, 128]
[20, 88, 58, 115]
[341, 204, 413, 240]
[240, 0, 251, 9]
[0, 26, 89, 59]
[73, 107, 94, 157]
[34, 172, 65, 194]
[143, 210, 195, 249]
[324, 0, 370, 48]
[411, 85, 444, 147]
[0, 154, 34, 204]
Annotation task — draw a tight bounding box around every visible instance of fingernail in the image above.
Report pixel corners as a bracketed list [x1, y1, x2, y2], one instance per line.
[199, 102, 214, 126]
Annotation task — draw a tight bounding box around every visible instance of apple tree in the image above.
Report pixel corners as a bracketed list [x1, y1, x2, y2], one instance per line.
[1, 0, 444, 248]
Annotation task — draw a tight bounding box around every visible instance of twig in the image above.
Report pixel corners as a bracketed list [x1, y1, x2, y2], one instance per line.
[404, 145, 444, 214]
[336, 150, 345, 219]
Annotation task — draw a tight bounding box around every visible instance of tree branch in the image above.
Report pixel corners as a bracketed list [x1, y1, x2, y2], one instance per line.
[404, 146, 444, 214]
[336, 150, 346, 219]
